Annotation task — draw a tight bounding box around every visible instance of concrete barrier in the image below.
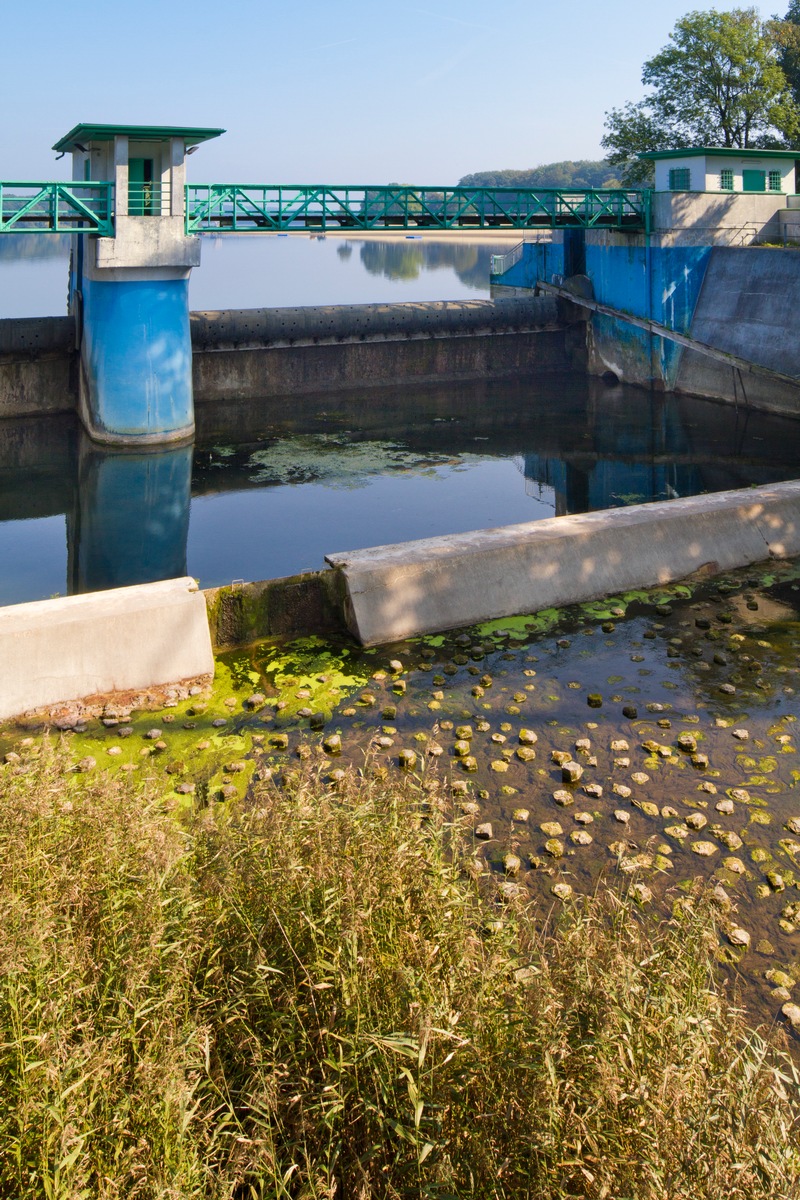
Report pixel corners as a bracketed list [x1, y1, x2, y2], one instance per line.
[326, 480, 800, 644]
[0, 577, 213, 721]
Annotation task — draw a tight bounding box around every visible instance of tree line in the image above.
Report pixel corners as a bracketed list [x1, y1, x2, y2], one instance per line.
[458, 160, 622, 190]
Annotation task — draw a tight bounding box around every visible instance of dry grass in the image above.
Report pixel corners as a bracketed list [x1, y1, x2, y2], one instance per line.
[0, 740, 797, 1198]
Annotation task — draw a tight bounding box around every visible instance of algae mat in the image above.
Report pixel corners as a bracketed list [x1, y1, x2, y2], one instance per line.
[8, 563, 800, 1029]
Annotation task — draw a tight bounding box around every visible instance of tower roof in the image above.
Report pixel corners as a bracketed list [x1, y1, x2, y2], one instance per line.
[53, 124, 225, 152]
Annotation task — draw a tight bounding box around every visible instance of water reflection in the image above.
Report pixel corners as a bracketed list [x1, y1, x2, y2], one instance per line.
[357, 239, 493, 289]
[67, 436, 192, 594]
[1, 375, 800, 604]
[0, 232, 503, 318]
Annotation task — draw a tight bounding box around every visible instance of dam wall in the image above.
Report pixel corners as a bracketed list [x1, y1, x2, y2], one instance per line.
[0, 297, 568, 419]
[492, 193, 800, 416]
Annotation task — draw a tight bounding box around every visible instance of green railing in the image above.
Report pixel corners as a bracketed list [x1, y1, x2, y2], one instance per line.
[185, 185, 651, 234]
[0, 181, 651, 236]
[0, 182, 114, 234]
[128, 181, 164, 216]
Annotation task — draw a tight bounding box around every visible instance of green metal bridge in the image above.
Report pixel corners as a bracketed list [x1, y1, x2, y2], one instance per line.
[0, 181, 650, 235]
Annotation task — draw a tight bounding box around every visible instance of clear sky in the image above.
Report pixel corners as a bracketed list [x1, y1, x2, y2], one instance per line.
[2, 0, 764, 184]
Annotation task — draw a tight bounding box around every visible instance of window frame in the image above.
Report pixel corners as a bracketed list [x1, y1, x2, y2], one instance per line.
[668, 167, 691, 191]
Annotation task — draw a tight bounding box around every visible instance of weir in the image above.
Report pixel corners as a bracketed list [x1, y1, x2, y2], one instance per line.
[0, 122, 646, 445]
[6, 130, 800, 719]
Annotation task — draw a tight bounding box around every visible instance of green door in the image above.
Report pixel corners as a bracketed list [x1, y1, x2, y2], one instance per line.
[742, 169, 766, 193]
[128, 157, 155, 215]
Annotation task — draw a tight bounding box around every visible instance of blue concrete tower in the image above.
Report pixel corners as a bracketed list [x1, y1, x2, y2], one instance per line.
[54, 124, 224, 446]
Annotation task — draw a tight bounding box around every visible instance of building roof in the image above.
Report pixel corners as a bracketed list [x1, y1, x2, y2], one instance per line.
[639, 146, 796, 161]
[53, 124, 225, 152]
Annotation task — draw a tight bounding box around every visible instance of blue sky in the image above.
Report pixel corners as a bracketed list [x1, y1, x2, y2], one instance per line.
[3, 0, 759, 184]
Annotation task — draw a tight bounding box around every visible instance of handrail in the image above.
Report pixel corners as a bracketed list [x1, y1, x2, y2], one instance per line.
[184, 184, 651, 234]
[490, 241, 525, 276]
[0, 181, 651, 236]
[128, 182, 165, 216]
[0, 181, 114, 234]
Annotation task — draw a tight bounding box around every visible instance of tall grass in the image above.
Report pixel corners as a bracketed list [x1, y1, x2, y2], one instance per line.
[0, 741, 797, 1198]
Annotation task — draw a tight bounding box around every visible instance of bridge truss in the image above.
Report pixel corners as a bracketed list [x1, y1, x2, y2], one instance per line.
[0, 182, 113, 234]
[0, 182, 650, 235]
[184, 184, 650, 234]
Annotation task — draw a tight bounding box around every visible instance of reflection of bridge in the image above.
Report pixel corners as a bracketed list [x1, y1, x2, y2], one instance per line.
[0, 182, 650, 235]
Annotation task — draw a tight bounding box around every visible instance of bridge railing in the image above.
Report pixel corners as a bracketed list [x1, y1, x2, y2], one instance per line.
[185, 185, 650, 233]
[0, 182, 114, 234]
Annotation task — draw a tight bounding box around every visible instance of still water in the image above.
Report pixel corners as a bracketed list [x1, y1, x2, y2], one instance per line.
[0, 232, 502, 317]
[3, 233, 800, 606]
[2, 375, 800, 605]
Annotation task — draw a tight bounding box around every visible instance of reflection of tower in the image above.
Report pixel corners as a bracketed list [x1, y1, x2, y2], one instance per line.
[68, 433, 192, 594]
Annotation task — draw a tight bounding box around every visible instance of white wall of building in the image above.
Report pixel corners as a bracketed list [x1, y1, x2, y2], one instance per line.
[654, 155, 795, 195]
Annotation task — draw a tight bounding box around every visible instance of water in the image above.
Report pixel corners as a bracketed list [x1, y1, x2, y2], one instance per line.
[0, 232, 505, 317]
[4, 232, 800, 607]
[3, 375, 800, 605]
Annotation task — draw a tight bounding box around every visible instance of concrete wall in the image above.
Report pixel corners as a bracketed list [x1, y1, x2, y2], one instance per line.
[583, 232, 712, 389]
[489, 221, 800, 414]
[675, 248, 800, 415]
[327, 479, 800, 645]
[0, 577, 213, 721]
[652, 192, 790, 245]
[0, 316, 76, 418]
[190, 298, 565, 401]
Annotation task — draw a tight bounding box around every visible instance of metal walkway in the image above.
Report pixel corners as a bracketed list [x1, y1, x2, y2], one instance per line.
[184, 184, 649, 233]
[0, 181, 650, 235]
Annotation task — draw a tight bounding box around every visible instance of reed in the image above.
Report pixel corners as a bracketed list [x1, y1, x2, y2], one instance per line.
[0, 741, 796, 1198]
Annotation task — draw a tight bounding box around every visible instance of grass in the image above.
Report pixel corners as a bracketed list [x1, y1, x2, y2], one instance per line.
[0, 741, 797, 1198]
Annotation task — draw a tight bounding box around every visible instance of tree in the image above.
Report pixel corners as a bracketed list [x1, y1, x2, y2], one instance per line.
[775, 1, 800, 133]
[602, 8, 800, 183]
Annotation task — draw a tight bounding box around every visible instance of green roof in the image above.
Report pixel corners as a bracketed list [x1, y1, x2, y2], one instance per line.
[52, 124, 225, 152]
[639, 146, 796, 161]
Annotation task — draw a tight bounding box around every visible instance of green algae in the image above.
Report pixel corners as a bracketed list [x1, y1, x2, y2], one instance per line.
[475, 611, 561, 639]
[248, 636, 369, 717]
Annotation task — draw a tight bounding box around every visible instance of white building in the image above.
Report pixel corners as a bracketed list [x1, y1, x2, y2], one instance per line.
[643, 147, 797, 195]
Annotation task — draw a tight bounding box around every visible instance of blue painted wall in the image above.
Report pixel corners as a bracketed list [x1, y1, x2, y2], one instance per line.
[494, 240, 565, 289]
[79, 275, 194, 442]
[584, 242, 711, 386]
[495, 238, 713, 387]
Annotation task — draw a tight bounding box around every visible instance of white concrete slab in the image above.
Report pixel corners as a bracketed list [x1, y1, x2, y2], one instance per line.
[0, 577, 213, 720]
[326, 481, 800, 645]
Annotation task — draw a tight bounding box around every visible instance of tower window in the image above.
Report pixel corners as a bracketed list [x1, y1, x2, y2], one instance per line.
[669, 168, 691, 190]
